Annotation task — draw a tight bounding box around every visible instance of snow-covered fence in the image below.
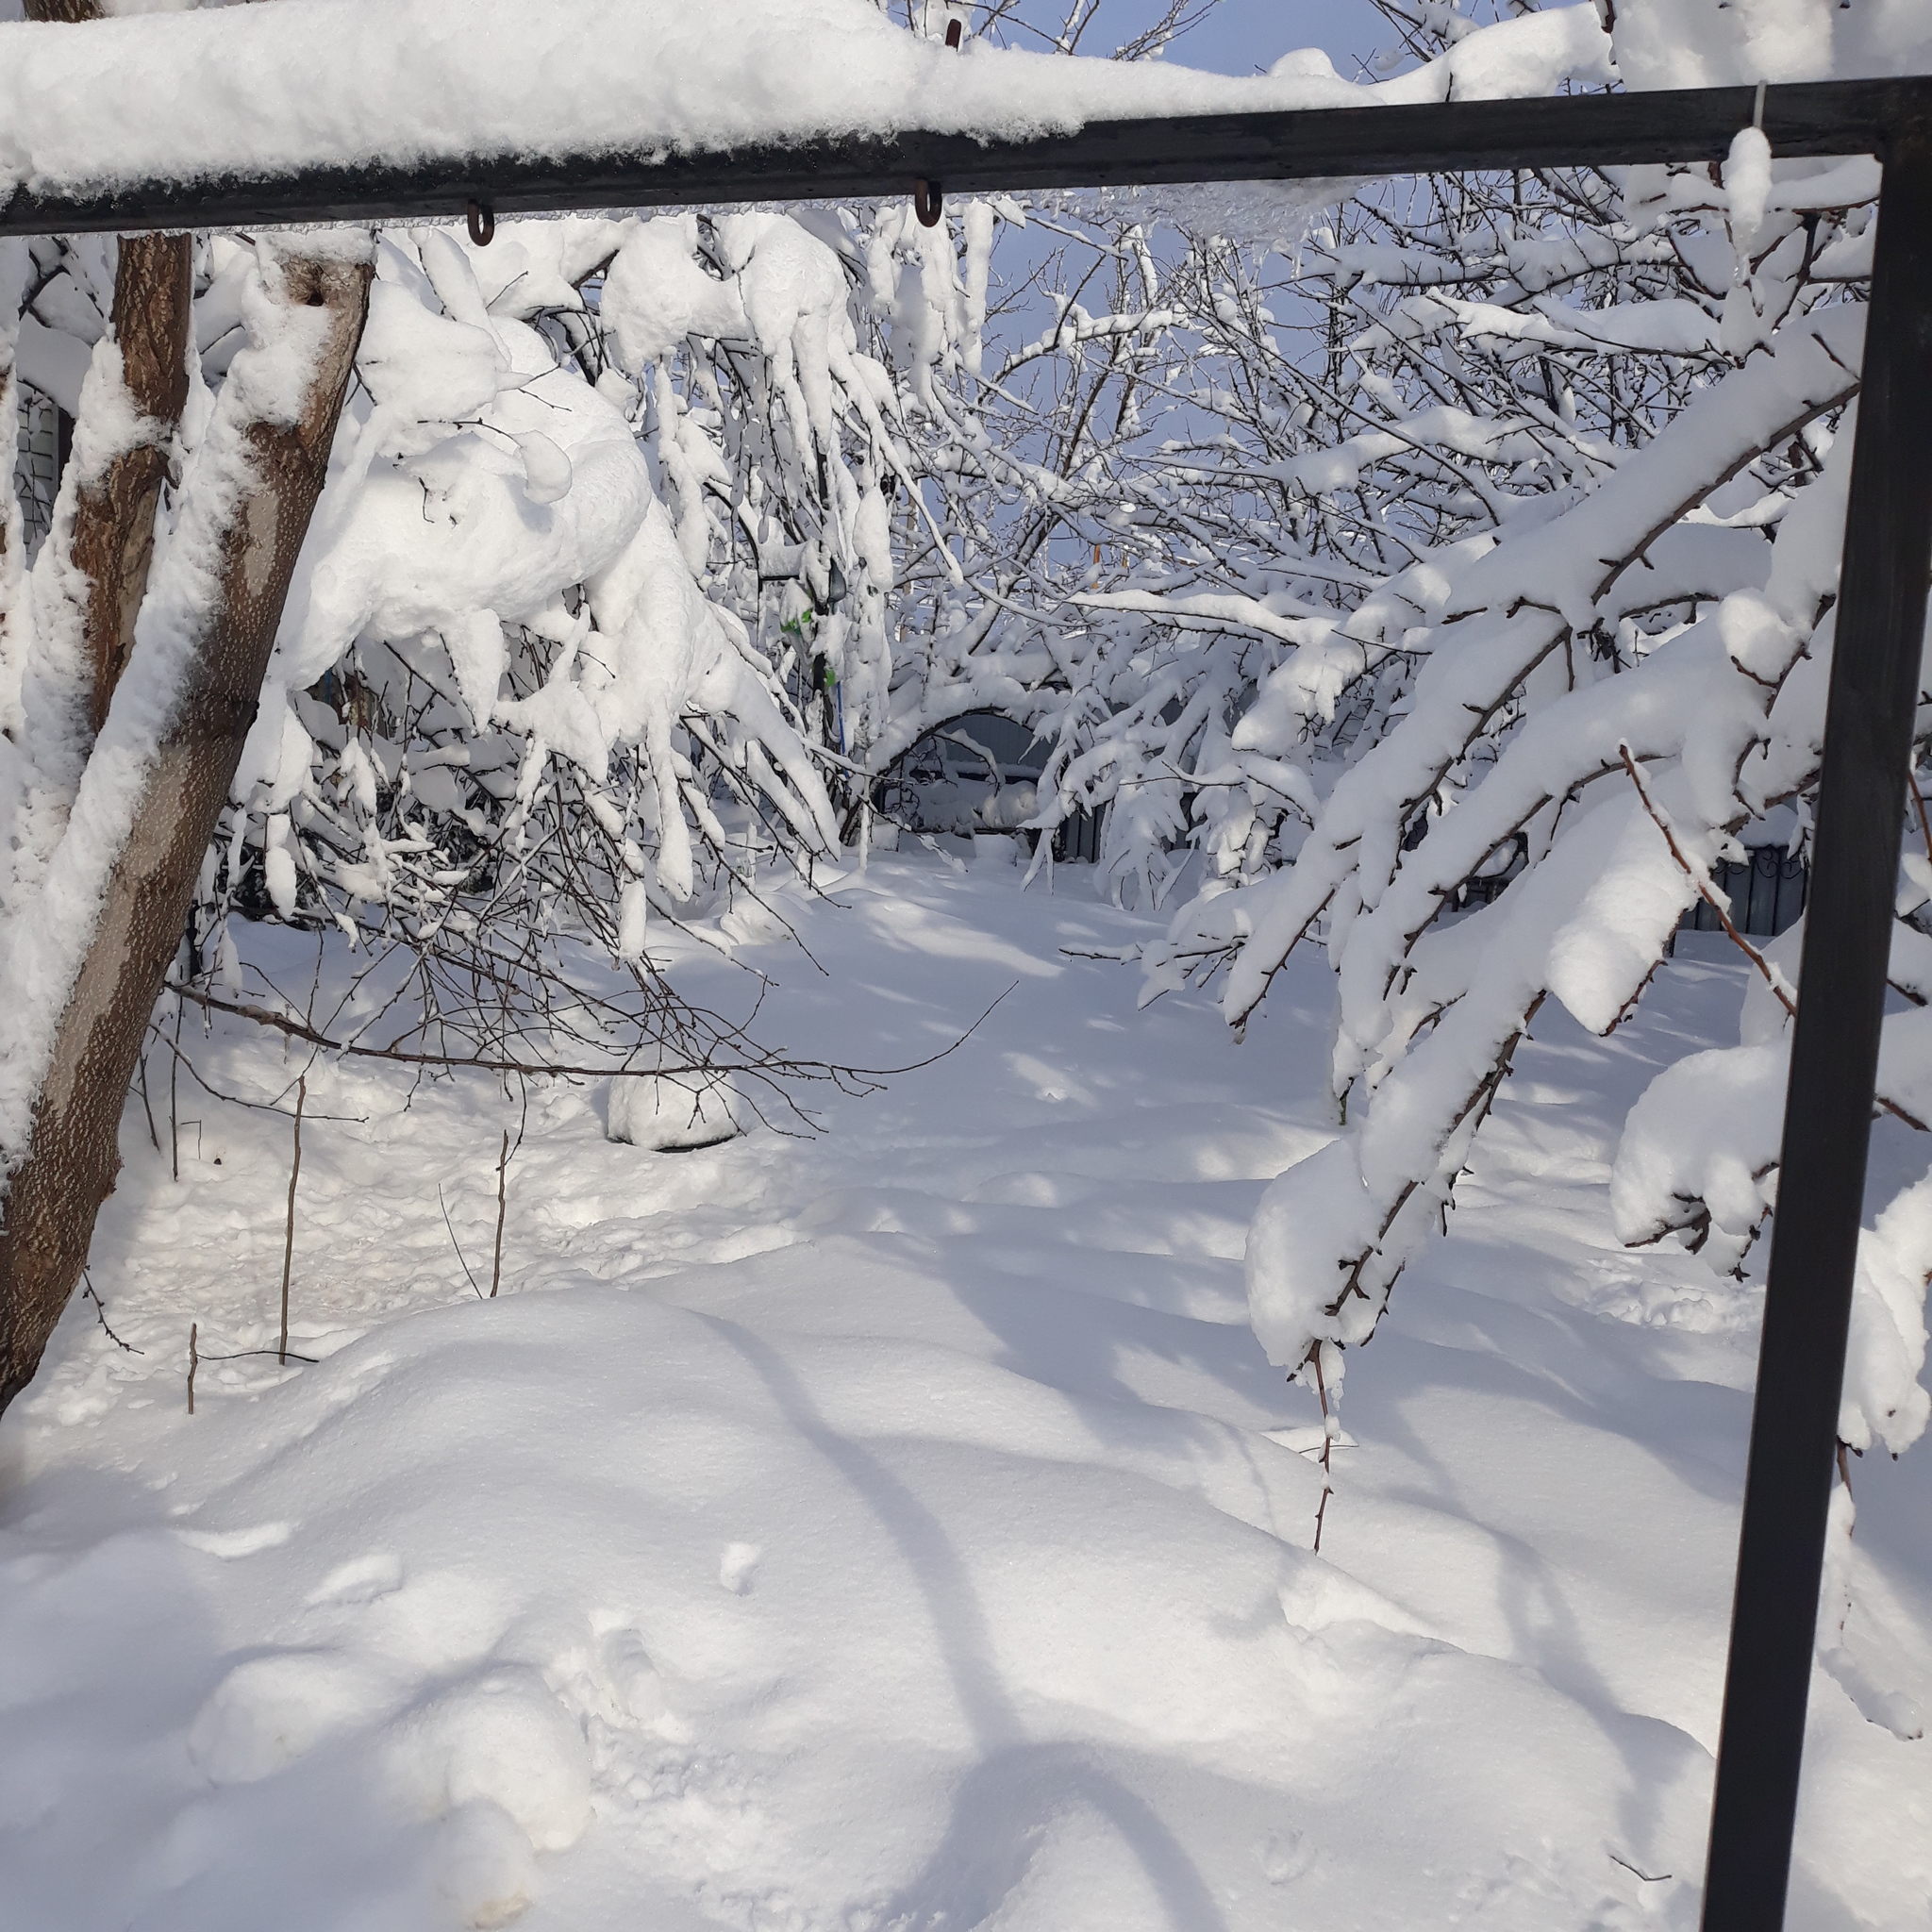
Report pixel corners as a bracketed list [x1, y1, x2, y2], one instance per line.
[889, 711, 1105, 860]
[1686, 844, 1809, 941]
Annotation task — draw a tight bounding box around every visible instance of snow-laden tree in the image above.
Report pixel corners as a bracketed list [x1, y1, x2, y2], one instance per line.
[0, 0, 1204, 1407]
[1057, 0, 1932, 1500]
[1, 217, 371, 1409]
[198, 199, 1030, 1017]
[225, 220, 851, 952]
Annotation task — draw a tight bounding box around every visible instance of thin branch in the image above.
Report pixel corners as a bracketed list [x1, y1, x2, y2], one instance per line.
[1608, 1853, 1673, 1886]
[490, 1129, 509, 1299]
[1620, 745, 1927, 1130]
[1310, 1343, 1335, 1555]
[164, 977, 1015, 1085]
[278, 1075, 306, 1366]
[439, 1183, 485, 1298]
[81, 1271, 142, 1355]
[1619, 745, 1796, 1014]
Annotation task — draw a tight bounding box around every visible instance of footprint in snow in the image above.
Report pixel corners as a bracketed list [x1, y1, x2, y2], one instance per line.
[308, 1551, 405, 1607]
[718, 1542, 761, 1595]
[1257, 1829, 1315, 1884]
[598, 1627, 691, 1740]
[174, 1522, 295, 1558]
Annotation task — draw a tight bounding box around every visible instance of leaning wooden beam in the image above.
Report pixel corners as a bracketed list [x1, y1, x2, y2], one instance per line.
[3, 78, 1931, 237]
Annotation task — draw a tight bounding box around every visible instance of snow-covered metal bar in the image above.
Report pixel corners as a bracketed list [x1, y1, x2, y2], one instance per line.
[1700, 116, 1932, 1932]
[2, 77, 1931, 236]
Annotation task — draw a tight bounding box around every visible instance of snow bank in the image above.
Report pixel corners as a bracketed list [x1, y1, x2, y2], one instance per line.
[1, 855, 1927, 1929]
[0, 0, 1611, 212]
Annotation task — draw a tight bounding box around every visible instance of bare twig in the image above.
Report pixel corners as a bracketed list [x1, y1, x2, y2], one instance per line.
[278, 1074, 306, 1366]
[1309, 1343, 1335, 1555]
[1619, 745, 1797, 1015]
[164, 977, 1014, 1085]
[490, 1128, 509, 1299]
[81, 1271, 142, 1355]
[188, 1322, 197, 1414]
[1607, 1853, 1672, 1885]
[170, 995, 182, 1182]
[135, 1052, 160, 1155]
[438, 1183, 485, 1298]
[146, 1014, 365, 1122]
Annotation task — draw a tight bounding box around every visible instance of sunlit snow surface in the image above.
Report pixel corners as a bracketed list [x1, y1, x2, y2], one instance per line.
[2, 848, 1927, 1931]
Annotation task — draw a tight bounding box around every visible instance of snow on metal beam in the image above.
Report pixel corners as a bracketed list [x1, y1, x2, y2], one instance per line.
[3, 78, 1931, 237]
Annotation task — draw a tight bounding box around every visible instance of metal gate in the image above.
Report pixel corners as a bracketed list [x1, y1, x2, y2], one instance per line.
[9, 71, 1932, 1932]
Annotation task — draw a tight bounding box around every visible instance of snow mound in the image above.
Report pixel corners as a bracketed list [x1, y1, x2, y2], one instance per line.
[2, 857, 1926, 1930]
[388, 1665, 594, 1853]
[607, 1070, 742, 1151]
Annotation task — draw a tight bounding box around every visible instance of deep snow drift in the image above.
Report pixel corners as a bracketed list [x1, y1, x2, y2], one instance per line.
[1, 847, 1926, 1931]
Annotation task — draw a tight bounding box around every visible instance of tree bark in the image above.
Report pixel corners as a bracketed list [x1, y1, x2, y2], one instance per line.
[73, 234, 195, 731]
[0, 243, 24, 611]
[22, 5, 195, 733]
[0, 249, 371, 1415]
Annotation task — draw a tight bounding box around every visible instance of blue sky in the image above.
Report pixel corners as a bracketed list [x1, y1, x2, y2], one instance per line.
[1150, 0, 1398, 78]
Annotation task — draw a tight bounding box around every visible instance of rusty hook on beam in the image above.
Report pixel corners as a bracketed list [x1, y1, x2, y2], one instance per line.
[466, 198, 495, 247]
[914, 25, 960, 225]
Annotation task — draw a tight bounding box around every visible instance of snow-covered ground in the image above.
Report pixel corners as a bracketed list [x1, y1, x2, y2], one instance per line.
[2, 844, 1926, 1932]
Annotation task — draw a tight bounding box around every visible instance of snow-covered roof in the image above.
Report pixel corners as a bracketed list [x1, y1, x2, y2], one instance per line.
[0, 0, 1611, 213]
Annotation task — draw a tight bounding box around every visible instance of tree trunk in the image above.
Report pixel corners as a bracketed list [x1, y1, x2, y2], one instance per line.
[21, 1, 194, 737]
[0, 242, 24, 637]
[0, 247, 372, 1415]
[73, 234, 195, 731]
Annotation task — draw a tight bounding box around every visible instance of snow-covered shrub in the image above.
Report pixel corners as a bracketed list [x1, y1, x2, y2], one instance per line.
[1094, 0, 1932, 1461]
[221, 221, 845, 944]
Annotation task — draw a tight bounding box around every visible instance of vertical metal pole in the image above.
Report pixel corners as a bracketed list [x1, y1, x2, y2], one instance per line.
[1700, 120, 1932, 1931]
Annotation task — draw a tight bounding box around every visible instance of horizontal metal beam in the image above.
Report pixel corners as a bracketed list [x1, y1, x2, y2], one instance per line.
[4, 75, 1931, 237]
